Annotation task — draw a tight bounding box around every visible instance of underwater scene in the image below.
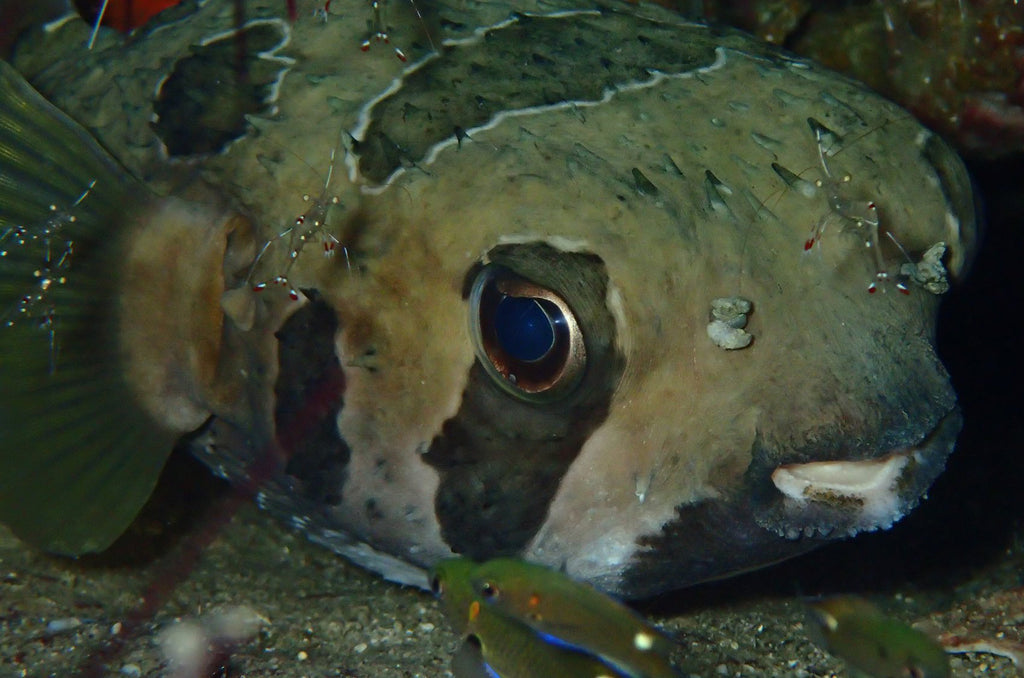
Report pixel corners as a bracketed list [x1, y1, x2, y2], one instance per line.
[0, 0, 1021, 675]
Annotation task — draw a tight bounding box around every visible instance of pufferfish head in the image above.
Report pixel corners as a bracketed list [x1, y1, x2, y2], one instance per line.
[0, 0, 976, 600]
[231, 43, 975, 598]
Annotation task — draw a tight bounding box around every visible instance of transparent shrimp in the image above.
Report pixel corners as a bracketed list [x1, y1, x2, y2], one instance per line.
[1, 180, 95, 373]
[312, 0, 439, 61]
[796, 118, 914, 294]
[248, 149, 349, 301]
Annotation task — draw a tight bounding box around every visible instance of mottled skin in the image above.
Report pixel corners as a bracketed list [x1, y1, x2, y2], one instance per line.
[6, 0, 974, 597]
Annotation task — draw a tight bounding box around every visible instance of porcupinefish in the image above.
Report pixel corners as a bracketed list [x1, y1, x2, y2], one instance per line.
[0, 0, 976, 598]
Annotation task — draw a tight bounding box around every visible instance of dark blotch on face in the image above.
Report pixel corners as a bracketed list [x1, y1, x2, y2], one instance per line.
[624, 495, 829, 598]
[423, 243, 624, 559]
[152, 22, 288, 157]
[274, 289, 350, 507]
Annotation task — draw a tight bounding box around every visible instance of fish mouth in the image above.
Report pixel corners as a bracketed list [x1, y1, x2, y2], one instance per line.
[757, 407, 962, 540]
[614, 407, 962, 597]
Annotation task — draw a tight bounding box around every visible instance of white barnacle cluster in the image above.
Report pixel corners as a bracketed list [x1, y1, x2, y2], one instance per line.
[707, 296, 753, 350]
[901, 241, 950, 295]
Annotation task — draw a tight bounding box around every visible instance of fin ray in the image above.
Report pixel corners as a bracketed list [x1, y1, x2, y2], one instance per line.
[0, 61, 180, 555]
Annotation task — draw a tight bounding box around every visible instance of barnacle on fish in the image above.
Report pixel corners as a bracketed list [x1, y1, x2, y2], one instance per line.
[902, 242, 951, 295]
[707, 296, 753, 350]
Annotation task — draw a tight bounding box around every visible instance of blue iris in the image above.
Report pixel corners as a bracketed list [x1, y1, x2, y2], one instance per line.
[493, 296, 556, 362]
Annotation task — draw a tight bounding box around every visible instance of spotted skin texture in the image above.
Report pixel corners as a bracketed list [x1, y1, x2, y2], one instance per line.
[9, 0, 975, 597]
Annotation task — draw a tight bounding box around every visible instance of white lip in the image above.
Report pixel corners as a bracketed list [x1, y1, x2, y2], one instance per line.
[771, 450, 914, 533]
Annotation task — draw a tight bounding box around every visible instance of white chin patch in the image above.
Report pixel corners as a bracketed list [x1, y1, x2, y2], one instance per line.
[771, 450, 914, 536]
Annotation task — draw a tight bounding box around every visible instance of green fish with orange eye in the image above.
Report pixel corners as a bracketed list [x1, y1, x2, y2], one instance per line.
[454, 596, 631, 678]
[431, 558, 677, 678]
[807, 595, 950, 678]
[469, 558, 678, 678]
[432, 558, 629, 677]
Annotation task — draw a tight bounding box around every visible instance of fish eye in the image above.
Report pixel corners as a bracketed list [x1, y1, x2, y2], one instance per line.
[430, 574, 443, 596]
[479, 581, 499, 600]
[469, 265, 586, 401]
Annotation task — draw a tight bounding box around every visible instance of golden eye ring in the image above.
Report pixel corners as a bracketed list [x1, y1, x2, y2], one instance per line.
[469, 266, 586, 401]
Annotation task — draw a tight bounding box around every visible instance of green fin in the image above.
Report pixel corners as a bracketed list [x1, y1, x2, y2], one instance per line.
[0, 61, 178, 555]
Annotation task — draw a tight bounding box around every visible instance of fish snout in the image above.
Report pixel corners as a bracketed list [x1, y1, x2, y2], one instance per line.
[623, 397, 960, 597]
[751, 406, 962, 541]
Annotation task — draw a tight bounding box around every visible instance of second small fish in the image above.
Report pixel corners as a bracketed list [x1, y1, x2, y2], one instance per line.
[807, 595, 950, 678]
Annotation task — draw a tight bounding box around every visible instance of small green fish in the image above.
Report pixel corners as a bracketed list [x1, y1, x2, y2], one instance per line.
[808, 595, 950, 678]
[432, 557, 631, 677]
[469, 558, 677, 678]
[455, 602, 630, 678]
[432, 558, 677, 677]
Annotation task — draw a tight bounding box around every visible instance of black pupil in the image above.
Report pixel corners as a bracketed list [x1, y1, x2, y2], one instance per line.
[494, 296, 557, 362]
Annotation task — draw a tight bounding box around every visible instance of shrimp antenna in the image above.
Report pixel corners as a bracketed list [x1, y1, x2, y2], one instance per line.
[87, 0, 111, 50]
